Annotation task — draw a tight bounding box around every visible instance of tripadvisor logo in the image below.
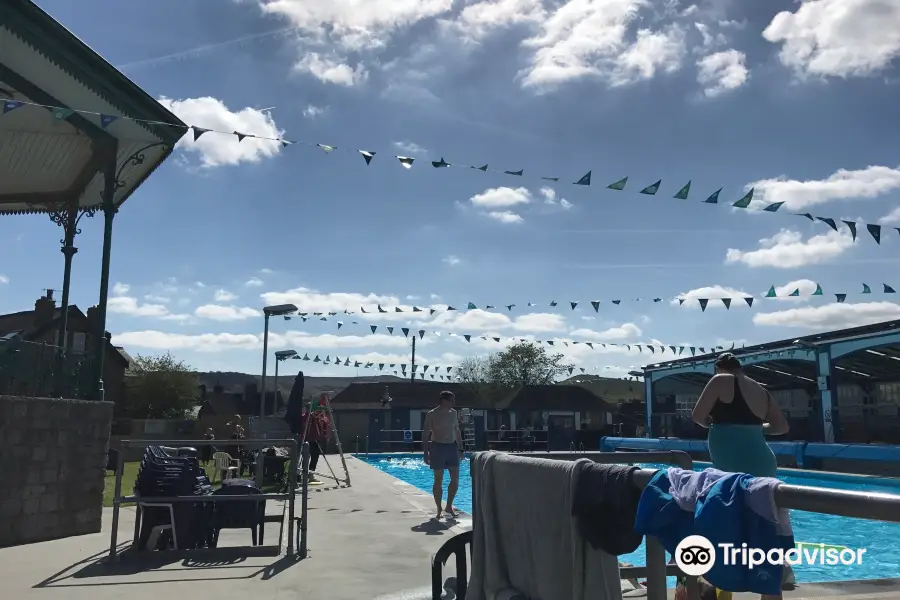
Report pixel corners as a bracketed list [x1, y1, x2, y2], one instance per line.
[674, 535, 866, 577]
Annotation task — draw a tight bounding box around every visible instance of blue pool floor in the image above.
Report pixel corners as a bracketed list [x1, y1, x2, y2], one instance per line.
[358, 453, 900, 584]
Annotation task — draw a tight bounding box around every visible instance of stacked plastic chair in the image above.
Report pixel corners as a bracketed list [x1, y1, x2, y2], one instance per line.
[134, 445, 214, 550]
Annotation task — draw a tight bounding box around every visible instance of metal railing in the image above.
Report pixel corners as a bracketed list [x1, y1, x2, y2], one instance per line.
[0, 338, 94, 399]
[434, 449, 900, 600]
[109, 438, 307, 561]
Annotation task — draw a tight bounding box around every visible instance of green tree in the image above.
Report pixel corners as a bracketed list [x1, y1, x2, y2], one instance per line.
[123, 352, 200, 418]
[487, 341, 572, 386]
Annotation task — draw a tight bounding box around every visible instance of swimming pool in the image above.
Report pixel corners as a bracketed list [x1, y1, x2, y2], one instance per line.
[357, 453, 900, 584]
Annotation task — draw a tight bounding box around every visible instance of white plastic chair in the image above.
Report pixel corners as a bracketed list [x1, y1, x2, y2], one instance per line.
[212, 452, 239, 482]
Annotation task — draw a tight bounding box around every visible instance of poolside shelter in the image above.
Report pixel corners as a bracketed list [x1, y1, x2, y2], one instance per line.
[0, 0, 186, 398]
[641, 319, 900, 444]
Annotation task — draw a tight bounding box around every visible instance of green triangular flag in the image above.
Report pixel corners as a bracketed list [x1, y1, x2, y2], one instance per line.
[885, 284, 896, 294]
[607, 177, 628, 190]
[52, 107, 75, 121]
[467, 302, 477, 309]
[473, 164, 488, 171]
[640, 180, 661, 195]
[744, 297, 754, 307]
[402, 328, 410, 337]
[763, 202, 784, 212]
[867, 223, 882, 244]
[699, 299, 709, 312]
[397, 156, 415, 169]
[732, 188, 753, 208]
[843, 220, 857, 240]
[591, 301, 600, 312]
[817, 217, 837, 231]
[432, 157, 450, 168]
[574, 171, 591, 186]
[722, 298, 732, 309]
[504, 169, 523, 176]
[370, 325, 377, 333]
[836, 294, 847, 303]
[541, 176, 560, 182]
[358, 149, 376, 164]
[789, 289, 800, 297]
[704, 188, 722, 203]
[813, 284, 823, 296]
[673, 181, 691, 199]
[862, 283, 871, 294]
[765, 286, 776, 298]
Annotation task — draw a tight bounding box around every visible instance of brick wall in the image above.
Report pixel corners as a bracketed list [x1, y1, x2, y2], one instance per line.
[0, 395, 113, 547]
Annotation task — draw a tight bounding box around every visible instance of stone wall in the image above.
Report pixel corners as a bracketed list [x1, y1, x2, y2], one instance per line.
[0, 395, 113, 547]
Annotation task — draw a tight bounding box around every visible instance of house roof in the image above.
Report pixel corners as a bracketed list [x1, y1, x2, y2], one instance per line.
[331, 381, 617, 412]
[0, 304, 129, 366]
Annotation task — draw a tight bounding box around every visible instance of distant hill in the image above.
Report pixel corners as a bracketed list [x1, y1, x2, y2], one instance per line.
[197, 371, 406, 399]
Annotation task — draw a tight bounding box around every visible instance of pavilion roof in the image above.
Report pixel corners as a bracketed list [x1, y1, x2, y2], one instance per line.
[0, 0, 187, 216]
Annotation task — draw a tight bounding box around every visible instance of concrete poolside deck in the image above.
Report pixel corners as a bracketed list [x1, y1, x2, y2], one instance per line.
[1, 455, 899, 600]
[0, 456, 470, 600]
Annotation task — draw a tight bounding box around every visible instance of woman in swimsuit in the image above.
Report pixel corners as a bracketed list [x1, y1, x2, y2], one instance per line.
[692, 353, 789, 476]
[692, 353, 794, 597]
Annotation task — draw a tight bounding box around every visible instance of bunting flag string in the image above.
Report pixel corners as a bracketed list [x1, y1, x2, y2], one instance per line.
[281, 282, 899, 319]
[289, 314, 732, 356]
[3, 98, 894, 246]
[286, 351, 638, 380]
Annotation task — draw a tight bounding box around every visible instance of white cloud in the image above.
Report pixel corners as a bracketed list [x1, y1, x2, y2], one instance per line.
[470, 186, 532, 209]
[195, 304, 260, 321]
[520, 0, 686, 90]
[694, 22, 726, 49]
[512, 313, 567, 332]
[144, 294, 170, 304]
[0, 275, 8, 284]
[429, 309, 566, 334]
[467, 187, 531, 224]
[111, 330, 412, 352]
[771, 279, 821, 301]
[879, 207, 900, 225]
[486, 210, 524, 224]
[753, 302, 900, 330]
[295, 53, 369, 86]
[214, 289, 238, 302]
[725, 229, 854, 268]
[451, 0, 546, 41]
[571, 322, 642, 340]
[112, 282, 130, 296]
[540, 186, 573, 209]
[260, 287, 405, 316]
[108, 296, 190, 321]
[442, 255, 461, 266]
[257, 0, 452, 52]
[393, 140, 427, 155]
[696, 49, 748, 97]
[302, 104, 327, 118]
[245, 277, 264, 287]
[762, 0, 900, 79]
[673, 285, 751, 309]
[158, 96, 284, 168]
[747, 165, 900, 210]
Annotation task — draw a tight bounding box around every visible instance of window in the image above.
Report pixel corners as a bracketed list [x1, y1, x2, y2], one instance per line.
[675, 394, 697, 418]
[72, 332, 86, 353]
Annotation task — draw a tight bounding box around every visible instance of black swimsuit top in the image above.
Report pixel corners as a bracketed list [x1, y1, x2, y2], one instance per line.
[709, 377, 765, 425]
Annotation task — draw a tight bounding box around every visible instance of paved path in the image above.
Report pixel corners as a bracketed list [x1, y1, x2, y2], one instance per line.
[0, 456, 467, 600]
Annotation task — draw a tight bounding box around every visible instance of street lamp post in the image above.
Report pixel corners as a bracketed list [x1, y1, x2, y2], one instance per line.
[260, 304, 298, 427]
[274, 349, 298, 396]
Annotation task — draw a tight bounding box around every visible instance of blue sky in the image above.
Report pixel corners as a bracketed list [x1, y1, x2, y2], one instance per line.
[2, 0, 900, 378]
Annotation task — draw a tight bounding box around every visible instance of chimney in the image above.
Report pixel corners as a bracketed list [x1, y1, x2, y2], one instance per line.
[34, 290, 56, 327]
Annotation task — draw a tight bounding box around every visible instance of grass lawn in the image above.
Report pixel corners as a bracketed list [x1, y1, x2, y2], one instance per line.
[103, 461, 286, 507]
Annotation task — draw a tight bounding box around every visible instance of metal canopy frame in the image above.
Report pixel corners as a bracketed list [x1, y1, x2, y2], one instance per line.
[0, 0, 186, 398]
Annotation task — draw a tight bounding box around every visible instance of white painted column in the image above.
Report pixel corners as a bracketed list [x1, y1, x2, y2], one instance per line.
[817, 350, 835, 443]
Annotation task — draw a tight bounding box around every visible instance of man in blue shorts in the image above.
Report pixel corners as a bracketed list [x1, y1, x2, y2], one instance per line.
[422, 391, 464, 519]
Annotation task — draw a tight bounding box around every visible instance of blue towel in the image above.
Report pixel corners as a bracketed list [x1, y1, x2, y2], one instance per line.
[634, 470, 795, 595]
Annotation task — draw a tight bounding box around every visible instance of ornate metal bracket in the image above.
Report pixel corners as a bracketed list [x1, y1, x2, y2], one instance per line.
[47, 203, 98, 247]
[114, 142, 168, 191]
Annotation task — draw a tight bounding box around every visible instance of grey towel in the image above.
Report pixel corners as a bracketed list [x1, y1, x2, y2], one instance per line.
[468, 451, 623, 600]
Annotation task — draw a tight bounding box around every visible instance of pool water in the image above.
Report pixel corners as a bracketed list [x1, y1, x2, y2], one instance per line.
[358, 453, 900, 584]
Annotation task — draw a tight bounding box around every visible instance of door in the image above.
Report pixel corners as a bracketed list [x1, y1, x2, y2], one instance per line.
[547, 415, 575, 451]
[474, 415, 486, 451]
[368, 412, 384, 452]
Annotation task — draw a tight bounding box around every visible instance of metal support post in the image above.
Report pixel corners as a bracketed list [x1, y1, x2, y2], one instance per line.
[93, 163, 117, 400]
[256, 313, 270, 487]
[287, 438, 298, 555]
[299, 441, 310, 559]
[109, 445, 125, 560]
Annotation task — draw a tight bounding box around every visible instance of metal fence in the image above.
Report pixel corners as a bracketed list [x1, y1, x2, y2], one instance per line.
[0, 338, 94, 399]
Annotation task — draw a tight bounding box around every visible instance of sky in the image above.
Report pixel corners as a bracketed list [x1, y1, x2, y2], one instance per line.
[2, 0, 900, 379]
